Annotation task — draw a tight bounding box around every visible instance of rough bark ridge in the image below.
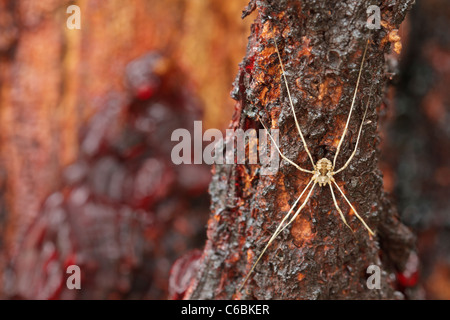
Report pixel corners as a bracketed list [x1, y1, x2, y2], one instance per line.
[185, 0, 416, 299]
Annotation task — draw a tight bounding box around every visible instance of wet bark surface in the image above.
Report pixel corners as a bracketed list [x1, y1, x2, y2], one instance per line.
[181, 0, 417, 300]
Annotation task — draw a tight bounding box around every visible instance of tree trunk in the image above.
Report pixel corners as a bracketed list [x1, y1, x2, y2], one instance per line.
[183, 0, 416, 300]
[0, 0, 249, 299]
[385, 0, 450, 299]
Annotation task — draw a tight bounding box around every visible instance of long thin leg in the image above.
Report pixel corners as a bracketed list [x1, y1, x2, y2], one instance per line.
[259, 117, 314, 174]
[238, 179, 316, 292]
[332, 180, 375, 236]
[273, 181, 317, 239]
[333, 38, 370, 169]
[329, 182, 353, 233]
[333, 94, 371, 175]
[274, 40, 315, 169]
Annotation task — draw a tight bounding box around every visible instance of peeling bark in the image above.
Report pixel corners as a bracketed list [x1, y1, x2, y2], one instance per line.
[184, 0, 416, 300]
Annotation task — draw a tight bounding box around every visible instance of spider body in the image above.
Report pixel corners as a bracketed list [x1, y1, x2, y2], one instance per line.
[314, 158, 334, 187]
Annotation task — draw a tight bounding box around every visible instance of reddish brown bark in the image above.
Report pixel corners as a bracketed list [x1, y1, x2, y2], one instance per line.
[181, 0, 417, 299]
[383, 0, 450, 299]
[0, 0, 249, 299]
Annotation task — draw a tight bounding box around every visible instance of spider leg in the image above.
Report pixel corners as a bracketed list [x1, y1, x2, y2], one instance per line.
[238, 179, 316, 292]
[274, 40, 315, 169]
[332, 180, 375, 236]
[259, 117, 314, 174]
[271, 178, 315, 242]
[333, 38, 370, 169]
[333, 94, 371, 175]
[273, 181, 317, 239]
[329, 182, 354, 233]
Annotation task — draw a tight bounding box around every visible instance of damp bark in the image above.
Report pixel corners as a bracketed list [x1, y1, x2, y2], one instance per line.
[185, 0, 417, 299]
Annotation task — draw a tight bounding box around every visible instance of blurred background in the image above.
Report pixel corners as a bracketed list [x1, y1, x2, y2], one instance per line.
[0, 0, 448, 299]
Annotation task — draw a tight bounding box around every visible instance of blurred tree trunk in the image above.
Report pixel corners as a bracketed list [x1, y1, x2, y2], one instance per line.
[384, 0, 450, 299]
[183, 0, 417, 299]
[0, 0, 250, 299]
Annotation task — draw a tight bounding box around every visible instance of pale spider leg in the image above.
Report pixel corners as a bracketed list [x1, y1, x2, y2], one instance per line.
[332, 180, 375, 236]
[239, 179, 316, 292]
[263, 178, 314, 248]
[271, 180, 317, 240]
[259, 117, 314, 174]
[274, 40, 315, 169]
[333, 94, 371, 175]
[333, 38, 370, 169]
[329, 182, 353, 233]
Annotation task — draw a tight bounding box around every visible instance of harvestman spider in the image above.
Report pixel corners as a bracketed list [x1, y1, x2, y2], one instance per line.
[239, 37, 375, 291]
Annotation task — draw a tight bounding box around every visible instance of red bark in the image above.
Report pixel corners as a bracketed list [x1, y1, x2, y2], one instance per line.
[180, 0, 417, 300]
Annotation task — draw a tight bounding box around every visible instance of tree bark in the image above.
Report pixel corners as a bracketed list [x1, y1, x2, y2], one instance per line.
[184, 0, 416, 300]
[384, 0, 450, 299]
[0, 0, 250, 299]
